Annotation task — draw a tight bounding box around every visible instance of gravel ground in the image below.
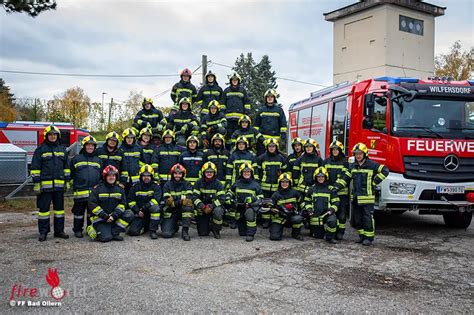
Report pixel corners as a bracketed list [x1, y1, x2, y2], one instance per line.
[0, 208, 472, 313]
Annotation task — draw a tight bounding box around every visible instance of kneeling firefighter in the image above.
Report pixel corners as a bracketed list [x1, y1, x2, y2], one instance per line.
[192, 162, 226, 239]
[87, 165, 134, 242]
[161, 163, 194, 241]
[127, 165, 162, 239]
[269, 173, 304, 241]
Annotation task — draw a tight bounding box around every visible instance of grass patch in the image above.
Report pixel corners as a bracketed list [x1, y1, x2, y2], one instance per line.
[0, 197, 74, 213]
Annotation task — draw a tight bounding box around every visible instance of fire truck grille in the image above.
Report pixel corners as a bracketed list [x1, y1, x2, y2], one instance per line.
[403, 156, 474, 183]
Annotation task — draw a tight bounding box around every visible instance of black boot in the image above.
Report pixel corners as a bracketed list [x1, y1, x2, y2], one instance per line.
[245, 235, 254, 242]
[262, 220, 270, 229]
[362, 239, 373, 246]
[229, 221, 237, 229]
[150, 231, 158, 239]
[211, 228, 221, 239]
[38, 234, 47, 242]
[54, 232, 69, 239]
[335, 231, 344, 241]
[326, 237, 337, 244]
[181, 227, 190, 241]
[355, 237, 364, 244]
[74, 231, 83, 238]
[112, 234, 124, 241]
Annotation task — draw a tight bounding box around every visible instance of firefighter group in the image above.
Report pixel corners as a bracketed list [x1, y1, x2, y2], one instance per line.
[31, 69, 389, 246]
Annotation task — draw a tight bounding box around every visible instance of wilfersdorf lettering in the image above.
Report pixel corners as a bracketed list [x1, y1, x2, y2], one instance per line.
[428, 86, 472, 94]
[407, 140, 474, 153]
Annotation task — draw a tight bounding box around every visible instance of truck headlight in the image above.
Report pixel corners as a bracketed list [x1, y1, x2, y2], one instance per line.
[389, 182, 416, 195]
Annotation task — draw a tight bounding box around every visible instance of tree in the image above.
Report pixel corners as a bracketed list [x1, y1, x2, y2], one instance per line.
[0, 78, 17, 121]
[15, 98, 46, 121]
[1, 0, 57, 17]
[435, 41, 473, 80]
[232, 53, 278, 119]
[51, 87, 90, 127]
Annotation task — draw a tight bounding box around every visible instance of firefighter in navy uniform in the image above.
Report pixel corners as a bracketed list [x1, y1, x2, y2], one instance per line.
[167, 97, 199, 146]
[226, 162, 264, 242]
[293, 138, 324, 193]
[161, 164, 195, 241]
[96, 131, 124, 172]
[254, 89, 287, 155]
[256, 137, 288, 228]
[270, 173, 304, 241]
[132, 98, 164, 136]
[226, 136, 257, 189]
[323, 140, 351, 240]
[31, 125, 70, 241]
[196, 71, 223, 119]
[202, 133, 229, 186]
[192, 162, 227, 238]
[119, 128, 145, 194]
[304, 167, 339, 244]
[348, 143, 389, 246]
[151, 129, 184, 185]
[137, 127, 157, 165]
[221, 72, 252, 145]
[288, 137, 304, 176]
[230, 115, 264, 152]
[170, 68, 197, 105]
[178, 135, 204, 186]
[200, 100, 227, 148]
[127, 165, 162, 239]
[69, 136, 102, 238]
[88, 165, 134, 242]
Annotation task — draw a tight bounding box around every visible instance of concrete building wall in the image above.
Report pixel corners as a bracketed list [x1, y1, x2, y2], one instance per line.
[332, 4, 435, 84]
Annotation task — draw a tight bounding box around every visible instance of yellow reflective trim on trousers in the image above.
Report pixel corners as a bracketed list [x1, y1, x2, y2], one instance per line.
[92, 206, 102, 214]
[129, 201, 137, 207]
[31, 170, 41, 175]
[38, 211, 50, 217]
[325, 225, 337, 233]
[150, 213, 160, 218]
[247, 221, 257, 227]
[54, 210, 65, 215]
[150, 198, 158, 205]
[117, 218, 129, 227]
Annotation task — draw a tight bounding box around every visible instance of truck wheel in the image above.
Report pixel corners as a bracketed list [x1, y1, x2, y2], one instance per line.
[443, 212, 472, 229]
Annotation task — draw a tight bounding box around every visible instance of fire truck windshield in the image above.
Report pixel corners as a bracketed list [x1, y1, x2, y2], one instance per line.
[391, 97, 474, 139]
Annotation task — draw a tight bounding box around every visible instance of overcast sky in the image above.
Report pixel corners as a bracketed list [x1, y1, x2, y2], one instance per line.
[0, 0, 472, 111]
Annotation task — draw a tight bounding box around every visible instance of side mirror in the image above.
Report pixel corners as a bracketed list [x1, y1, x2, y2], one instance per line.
[363, 94, 375, 129]
[389, 85, 417, 102]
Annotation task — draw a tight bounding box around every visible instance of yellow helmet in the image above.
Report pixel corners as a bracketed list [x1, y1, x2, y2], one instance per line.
[228, 72, 242, 83]
[122, 128, 136, 139]
[264, 88, 279, 99]
[329, 140, 344, 153]
[211, 133, 225, 144]
[352, 142, 368, 156]
[239, 162, 254, 174]
[291, 137, 303, 147]
[186, 135, 200, 147]
[304, 138, 318, 148]
[162, 129, 175, 140]
[264, 137, 279, 149]
[314, 166, 329, 179]
[208, 100, 220, 110]
[235, 136, 249, 149]
[201, 161, 217, 175]
[81, 135, 97, 148]
[105, 131, 120, 142]
[43, 125, 60, 140]
[139, 127, 153, 138]
[178, 97, 192, 110]
[278, 172, 292, 185]
[139, 164, 154, 176]
[143, 98, 153, 106]
[238, 115, 251, 126]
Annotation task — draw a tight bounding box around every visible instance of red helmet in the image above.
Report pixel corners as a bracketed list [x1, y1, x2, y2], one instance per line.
[180, 68, 192, 78]
[170, 163, 186, 177]
[102, 165, 119, 180]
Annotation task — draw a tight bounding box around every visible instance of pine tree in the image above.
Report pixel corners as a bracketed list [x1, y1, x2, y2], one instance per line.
[2, 0, 57, 17]
[232, 53, 278, 119]
[0, 78, 17, 121]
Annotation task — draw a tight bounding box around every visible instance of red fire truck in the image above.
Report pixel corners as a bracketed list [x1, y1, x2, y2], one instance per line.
[288, 77, 474, 228]
[0, 121, 90, 163]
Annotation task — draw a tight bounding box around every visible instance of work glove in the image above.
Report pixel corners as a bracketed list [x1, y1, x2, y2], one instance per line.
[202, 138, 209, 148]
[33, 183, 41, 194]
[203, 204, 212, 215]
[180, 124, 188, 134]
[165, 198, 175, 208]
[137, 210, 145, 218]
[156, 123, 164, 132]
[182, 198, 193, 208]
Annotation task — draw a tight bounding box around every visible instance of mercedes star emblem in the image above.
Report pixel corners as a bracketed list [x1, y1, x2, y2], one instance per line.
[444, 155, 459, 171]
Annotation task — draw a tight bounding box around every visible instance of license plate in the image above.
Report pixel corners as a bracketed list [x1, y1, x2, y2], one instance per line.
[436, 186, 465, 194]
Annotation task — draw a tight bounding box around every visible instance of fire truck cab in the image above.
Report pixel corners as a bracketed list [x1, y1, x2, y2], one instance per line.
[288, 77, 474, 228]
[0, 121, 89, 164]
